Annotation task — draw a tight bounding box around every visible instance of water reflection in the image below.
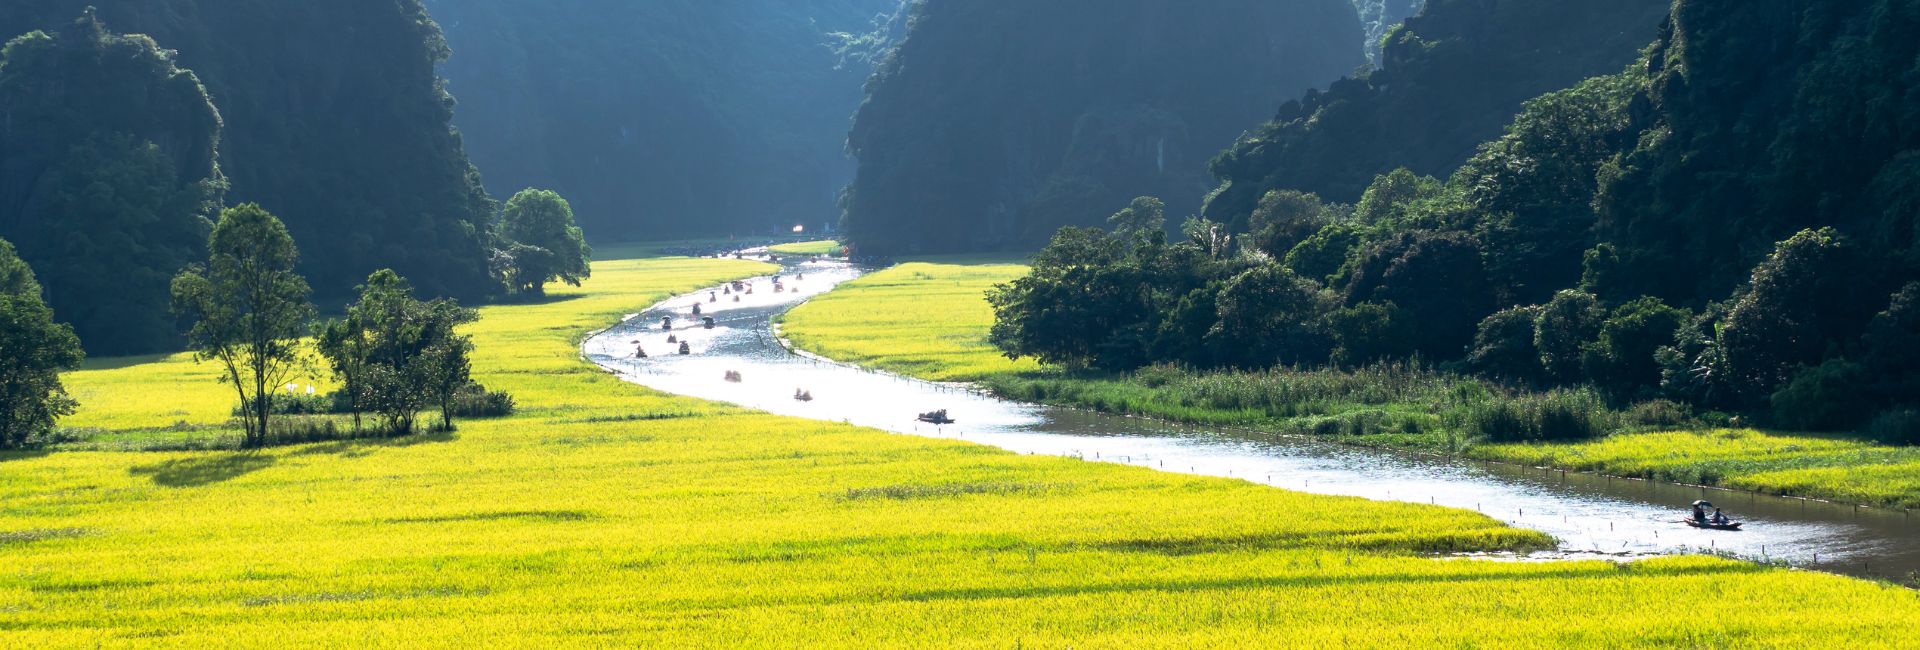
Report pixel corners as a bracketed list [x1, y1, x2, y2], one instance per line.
[584, 254, 1919, 581]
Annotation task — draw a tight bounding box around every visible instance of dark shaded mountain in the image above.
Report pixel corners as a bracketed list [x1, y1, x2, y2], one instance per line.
[842, 0, 1366, 255]
[426, 0, 900, 241]
[0, 0, 498, 307]
[0, 11, 222, 355]
[1204, 0, 1670, 231]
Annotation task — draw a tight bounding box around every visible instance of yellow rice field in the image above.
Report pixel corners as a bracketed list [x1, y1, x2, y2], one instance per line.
[2, 253, 1916, 647]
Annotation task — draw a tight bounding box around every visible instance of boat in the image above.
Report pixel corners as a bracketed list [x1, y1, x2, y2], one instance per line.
[1685, 500, 1743, 530]
[1685, 519, 1743, 531]
[794, 389, 814, 402]
[916, 409, 955, 425]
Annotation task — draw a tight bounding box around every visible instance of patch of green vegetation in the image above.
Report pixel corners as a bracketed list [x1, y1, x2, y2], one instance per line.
[768, 240, 841, 256]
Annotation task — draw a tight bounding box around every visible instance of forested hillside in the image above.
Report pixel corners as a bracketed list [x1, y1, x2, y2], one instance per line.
[1204, 0, 1669, 230]
[841, 0, 1365, 255]
[0, 12, 223, 355]
[0, 0, 497, 317]
[995, 0, 1920, 435]
[428, 0, 898, 240]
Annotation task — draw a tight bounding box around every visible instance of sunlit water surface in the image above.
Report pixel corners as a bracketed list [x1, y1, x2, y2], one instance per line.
[584, 253, 1920, 581]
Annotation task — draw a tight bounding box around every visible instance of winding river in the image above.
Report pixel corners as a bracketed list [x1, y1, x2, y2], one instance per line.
[584, 252, 1919, 581]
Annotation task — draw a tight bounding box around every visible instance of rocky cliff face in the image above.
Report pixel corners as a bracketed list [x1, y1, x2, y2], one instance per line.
[427, 0, 898, 240]
[842, 0, 1366, 255]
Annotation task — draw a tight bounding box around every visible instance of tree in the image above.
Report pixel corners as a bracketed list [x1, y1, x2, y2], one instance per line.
[1343, 230, 1494, 361]
[1467, 306, 1543, 382]
[171, 204, 314, 449]
[319, 269, 478, 435]
[421, 299, 477, 431]
[495, 189, 590, 296]
[1208, 265, 1333, 368]
[1533, 290, 1602, 384]
[0, 238, 83, 448]
[1718, 228, 1871, 405]
[1584, 297, 1688, 396]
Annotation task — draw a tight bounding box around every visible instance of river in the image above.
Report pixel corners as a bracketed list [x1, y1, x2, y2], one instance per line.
[583, 252, 1919, 582]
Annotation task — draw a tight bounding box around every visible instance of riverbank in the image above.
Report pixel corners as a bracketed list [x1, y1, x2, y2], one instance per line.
[5, 250, 1917, 645]
[779, 262, 1920, 511]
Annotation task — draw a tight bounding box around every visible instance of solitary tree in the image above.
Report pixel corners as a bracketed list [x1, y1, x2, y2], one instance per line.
[172, 204, 314, 448]
[0, 238, 84, 449]
[495, 189, 590, 296]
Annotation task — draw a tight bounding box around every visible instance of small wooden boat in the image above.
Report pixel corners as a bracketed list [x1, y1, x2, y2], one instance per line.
[723, 371, 743, 383]
[1685, 519, 1743, 531]
[916, 410, 955, 425]
[794, 389, 814, 402]
[1685, 500, 1742, 530]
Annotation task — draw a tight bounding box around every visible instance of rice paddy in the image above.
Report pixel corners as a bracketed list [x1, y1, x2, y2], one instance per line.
[781, 262, 1920, 510]
[4, 253, 1918, 647]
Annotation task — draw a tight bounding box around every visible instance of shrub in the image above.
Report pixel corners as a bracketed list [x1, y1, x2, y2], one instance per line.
[1624, 399, 1695, 429]
[1769, 359, 1873, 431]
[1466, 388, 1617, 443]
[234, 391, 341, 417]
[446, 384, 516, 419]
[1868, 409, 1920, 447]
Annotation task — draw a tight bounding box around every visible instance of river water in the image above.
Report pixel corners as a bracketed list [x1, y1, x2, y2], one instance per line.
[583, 253, 1919, 581]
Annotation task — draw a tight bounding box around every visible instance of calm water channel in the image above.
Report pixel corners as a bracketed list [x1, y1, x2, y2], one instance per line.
[583, 252, 1919, 582]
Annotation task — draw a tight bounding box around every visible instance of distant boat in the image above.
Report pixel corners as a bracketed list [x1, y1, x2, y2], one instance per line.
[917, 409, 955, 425]
[1685, 500, 1743, 530]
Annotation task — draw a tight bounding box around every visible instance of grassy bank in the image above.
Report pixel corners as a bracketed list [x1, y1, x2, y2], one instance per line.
[4, 253, 1918, 646]
[781, 262, 1920, 510]
[769, 239, 841, 255]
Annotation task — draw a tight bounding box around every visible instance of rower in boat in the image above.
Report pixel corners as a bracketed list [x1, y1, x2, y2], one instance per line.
[724, 370, 743, 383]
[794, 389, 814, 402]
[692, 303, 702, 316]
[678, 341, 692, 355]
[1686, 500, 1743, 530]
[703, 317, 716, 330]
[661, 316, 673, 330]
[916, 409, 955, 425]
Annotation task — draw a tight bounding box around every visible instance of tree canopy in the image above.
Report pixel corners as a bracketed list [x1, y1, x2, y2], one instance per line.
[0, 237, 83, 449]
[171, 204, 314, 449]
[496, 189, 590, 297]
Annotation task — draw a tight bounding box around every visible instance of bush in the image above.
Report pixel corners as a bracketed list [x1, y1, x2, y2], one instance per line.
[1868, 409, 1920, 446]
[1624, 399, 1695, 429]
[1466, 388, 1617, 443]
[234, 391, 343, 417]
[1769, 359, 1873, 431]
[446, 384, 515, 419]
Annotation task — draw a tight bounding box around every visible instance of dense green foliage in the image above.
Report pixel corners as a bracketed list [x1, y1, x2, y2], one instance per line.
[494, 189, 591, 297]
[0, 11, 222, 355]
[0, 238, 82, 448]
[0, 0, 499, 307]
[318, 270, 480, 434]
[843, 0, 1365, 255]
[1204, 0, 1669, 227]
[170, 204, 315, 448]
[995, 0, 1920, 437]
[427, 0, 898, 240]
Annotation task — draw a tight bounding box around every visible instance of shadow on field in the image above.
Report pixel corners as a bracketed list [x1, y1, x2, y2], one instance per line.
[0, 449, 52, 464]
[492, 293, 588, 307]
[886, 559, 1765, 605]
[78, 353, 177, 372]
[129, 452, 275, 487]
[292, 430, 458, 458]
